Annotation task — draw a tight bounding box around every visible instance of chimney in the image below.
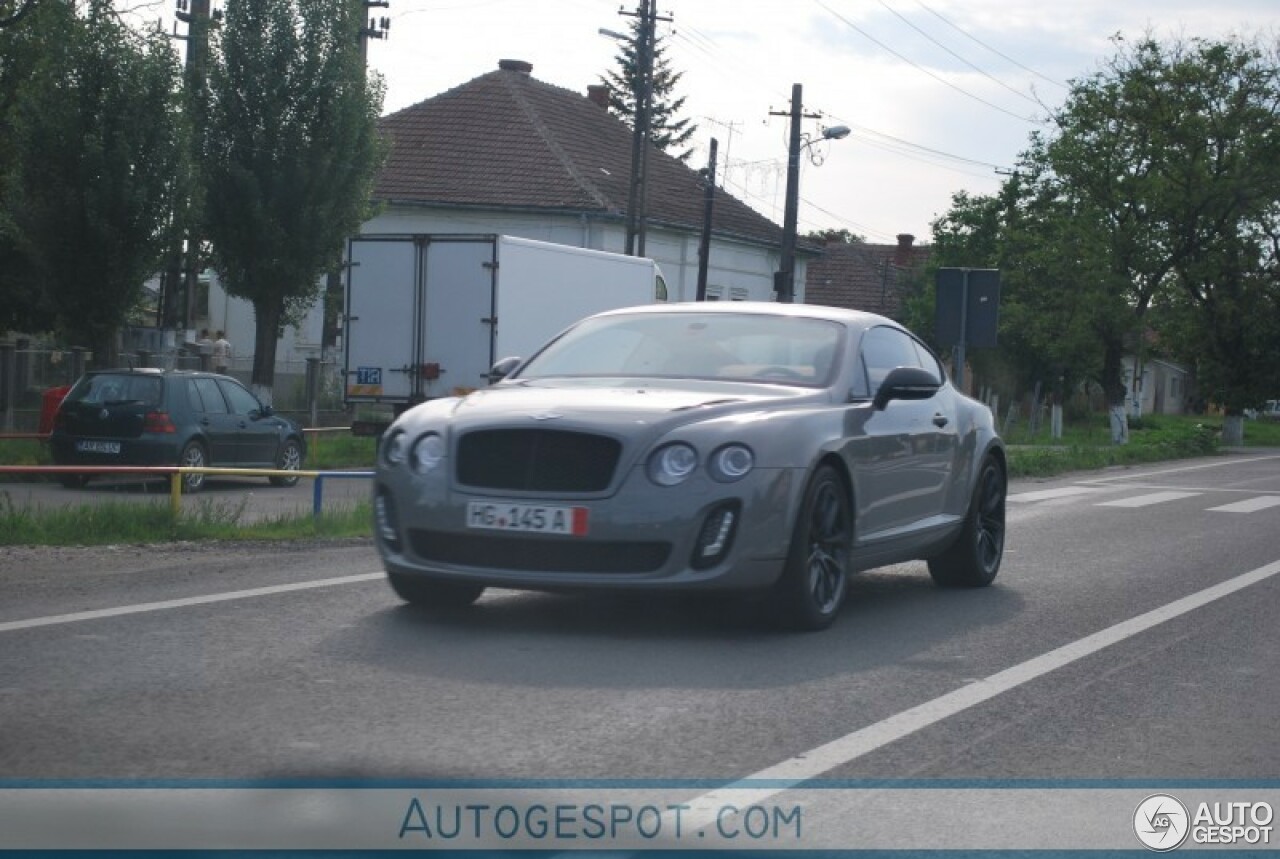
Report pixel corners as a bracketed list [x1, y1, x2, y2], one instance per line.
[894, 233, 915, 267]
[498, 59, 533, 75]
[587, 84, 610, 109]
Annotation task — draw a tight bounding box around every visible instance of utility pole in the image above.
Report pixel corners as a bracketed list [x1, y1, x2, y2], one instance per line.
[359, 0, 389, 66]
[696, 138, 717, 301]
[618, 0, 670, 257]
[325, 1, 389, 353]
[173, 0, 215, 335]
[770, 84, 819, 303]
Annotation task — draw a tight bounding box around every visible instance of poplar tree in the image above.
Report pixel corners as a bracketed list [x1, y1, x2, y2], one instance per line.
[202, 0, 384, 402]
[601, 12, 697, 161]
[0, 0, 188, 359]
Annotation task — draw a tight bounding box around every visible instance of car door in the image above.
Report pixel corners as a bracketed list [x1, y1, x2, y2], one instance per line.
[187, 377, 241, 465]
[846, 326, 954, 541]
[216, 378, 279, 466]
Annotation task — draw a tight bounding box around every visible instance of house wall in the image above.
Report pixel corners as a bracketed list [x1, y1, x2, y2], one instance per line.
[204, 277, 327, 372]
[1123, 356, 1189, 416]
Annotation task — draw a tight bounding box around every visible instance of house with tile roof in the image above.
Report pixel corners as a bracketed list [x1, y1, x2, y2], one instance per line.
[204, 59, 812, 382]
[803, 233, 930, 320]
[361, 58, 803, 302]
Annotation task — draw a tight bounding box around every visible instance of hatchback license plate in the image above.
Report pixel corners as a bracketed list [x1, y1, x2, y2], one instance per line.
[75, 440, 121, 454]
[467, 502, 588, 536]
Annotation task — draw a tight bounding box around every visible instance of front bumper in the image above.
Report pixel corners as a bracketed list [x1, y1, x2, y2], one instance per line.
[373, 463, 805, 592]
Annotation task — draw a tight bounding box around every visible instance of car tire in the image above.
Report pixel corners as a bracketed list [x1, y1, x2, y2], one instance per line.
[58, 474, 90, 489]
[269, 438, 303, 487]
[387, 571, 486, 609]
[927, 455, 1006, 588]
[772, 463, 852, 631]
[179, 441, 207, 493]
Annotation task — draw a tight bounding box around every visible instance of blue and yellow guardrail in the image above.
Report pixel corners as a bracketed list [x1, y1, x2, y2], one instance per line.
[0, 465, 374, 520]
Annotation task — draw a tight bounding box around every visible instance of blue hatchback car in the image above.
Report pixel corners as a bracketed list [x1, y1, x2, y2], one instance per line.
[49, 368, 306, 492]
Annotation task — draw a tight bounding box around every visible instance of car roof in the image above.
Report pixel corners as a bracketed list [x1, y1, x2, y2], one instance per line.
[86, 368, 234, 380]
[589, 300, 899, 330]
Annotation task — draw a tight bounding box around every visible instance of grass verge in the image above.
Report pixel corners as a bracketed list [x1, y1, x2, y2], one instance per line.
[0, 491, 372, 546]
[1006, 415, 1226, 479]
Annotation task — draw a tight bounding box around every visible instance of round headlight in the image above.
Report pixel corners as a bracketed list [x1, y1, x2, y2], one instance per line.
[410, 433, 445, 474]
[647, 442, 698, 486]
[383, 430, 408, 465]
[709, 444, 754, 482]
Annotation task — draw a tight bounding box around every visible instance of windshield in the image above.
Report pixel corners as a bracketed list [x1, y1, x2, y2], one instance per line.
[67, 373, 164, 407]
[515, 312, 843, 387]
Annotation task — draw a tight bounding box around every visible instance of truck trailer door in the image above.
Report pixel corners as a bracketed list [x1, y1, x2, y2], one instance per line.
[419, 238, 497, 397]
[344, 237, 419, 403]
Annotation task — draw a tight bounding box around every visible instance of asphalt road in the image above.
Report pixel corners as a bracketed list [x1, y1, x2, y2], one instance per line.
[2, 452, 1278, 849]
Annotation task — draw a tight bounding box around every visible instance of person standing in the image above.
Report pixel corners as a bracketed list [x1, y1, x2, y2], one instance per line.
[213, 330, 232, 374]
[195, 329, 214, 370]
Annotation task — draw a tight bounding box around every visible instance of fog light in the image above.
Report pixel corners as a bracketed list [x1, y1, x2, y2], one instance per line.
[691, 502, 740, 569]
[374, 489, 401, 551]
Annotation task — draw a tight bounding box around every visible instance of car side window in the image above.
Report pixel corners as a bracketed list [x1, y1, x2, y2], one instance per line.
[909, 338, 944, 385]
[191, 378, 228, 414]
[859, 326, 922, 396]
[218, 379, 264, 416]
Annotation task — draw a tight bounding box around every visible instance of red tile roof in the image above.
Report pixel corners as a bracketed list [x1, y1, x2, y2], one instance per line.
[374, 61, 785, 248]
[804, 235, 930, 319]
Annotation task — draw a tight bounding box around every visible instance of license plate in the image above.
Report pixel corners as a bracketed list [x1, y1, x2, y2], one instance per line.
[466, 502, 589, 536]
[75, 440, 121, 454]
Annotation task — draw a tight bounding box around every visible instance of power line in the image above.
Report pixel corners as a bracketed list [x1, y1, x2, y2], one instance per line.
[875, 0, 1042, 107]
[813, 0, 1040, 123]
[915, 0, 1067, 91]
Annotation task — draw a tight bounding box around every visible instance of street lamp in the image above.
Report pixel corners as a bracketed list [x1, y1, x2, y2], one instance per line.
[775, 82, 849, 303]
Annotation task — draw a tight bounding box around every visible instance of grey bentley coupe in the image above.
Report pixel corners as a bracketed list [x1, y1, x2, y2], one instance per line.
[372, 302, 1006, 630]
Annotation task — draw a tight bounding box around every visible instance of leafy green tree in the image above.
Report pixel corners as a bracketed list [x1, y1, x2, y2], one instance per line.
[203, 0, 385, 402]
[803, 228, 864, 245]
[0, 3, 52, 335]
[0, 0, 188, 361]
[928, 34, 1280, 443]
[601, 9, 696, 161]
[1125, 38, 1280, 438]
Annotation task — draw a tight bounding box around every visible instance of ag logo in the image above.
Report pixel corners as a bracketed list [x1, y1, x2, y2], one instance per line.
[1134, 794, 1190, 851]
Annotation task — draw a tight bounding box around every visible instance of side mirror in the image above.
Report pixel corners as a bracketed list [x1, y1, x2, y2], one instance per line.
[487, 356, 523, 384]
[873, 366, 941, 410]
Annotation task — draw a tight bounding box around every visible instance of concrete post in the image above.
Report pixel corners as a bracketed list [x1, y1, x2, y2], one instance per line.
[1, 343, 15, 432]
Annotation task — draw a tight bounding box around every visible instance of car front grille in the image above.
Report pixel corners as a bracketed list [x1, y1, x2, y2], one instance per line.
[409, 530, 670, 574]
[455, 429, 621, 492]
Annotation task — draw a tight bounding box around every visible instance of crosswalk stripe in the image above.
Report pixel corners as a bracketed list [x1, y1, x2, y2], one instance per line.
[1007, 486, 1103, 503]
[1097, 491, 1202, 508]
[1207, 496, 1280, 514]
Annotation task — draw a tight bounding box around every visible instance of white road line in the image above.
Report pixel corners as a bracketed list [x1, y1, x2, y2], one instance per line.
[1083, 454, 1280, 482]
[1097, 490, 1201, 508]
[1007, 486, 1104, 503]
[1208, 496, 1280, 514]
[674, 558, 1280, 827]
[0, 572, 385, 634]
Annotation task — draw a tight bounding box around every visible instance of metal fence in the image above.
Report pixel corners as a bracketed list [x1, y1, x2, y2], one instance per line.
[0, 346, 349, 431]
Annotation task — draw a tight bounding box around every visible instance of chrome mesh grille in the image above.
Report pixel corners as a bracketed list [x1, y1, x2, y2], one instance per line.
[456, 429, 621, 492]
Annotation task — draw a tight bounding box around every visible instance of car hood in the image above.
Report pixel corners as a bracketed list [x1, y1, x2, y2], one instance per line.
[418, 378, 827, 438]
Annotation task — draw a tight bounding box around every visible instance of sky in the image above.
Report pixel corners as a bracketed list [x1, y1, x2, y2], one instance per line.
[136, 0, 1280, 246]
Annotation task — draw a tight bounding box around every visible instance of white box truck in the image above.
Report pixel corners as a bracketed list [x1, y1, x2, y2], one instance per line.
[344, 234, 667, 414]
